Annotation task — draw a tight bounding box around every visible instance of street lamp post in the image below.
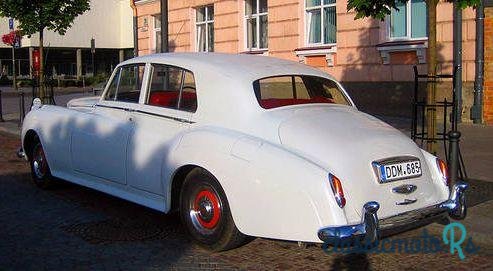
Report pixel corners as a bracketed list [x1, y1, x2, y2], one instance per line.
[91, 38, 95, 76]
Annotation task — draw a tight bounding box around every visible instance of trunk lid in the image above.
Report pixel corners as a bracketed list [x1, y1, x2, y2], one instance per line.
[277, 105, 447, 222]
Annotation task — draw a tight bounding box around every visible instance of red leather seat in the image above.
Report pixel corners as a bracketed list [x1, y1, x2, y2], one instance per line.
[148, 91, 197, 109]
[259, 97, 333, 109]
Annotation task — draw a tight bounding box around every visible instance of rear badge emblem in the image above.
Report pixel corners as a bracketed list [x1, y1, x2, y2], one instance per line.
[392, 184, 417, 195]
[396, 198, 418, 205]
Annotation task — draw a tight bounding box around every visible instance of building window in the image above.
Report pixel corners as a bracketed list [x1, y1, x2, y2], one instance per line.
[196, 5, 214, 52]
[305, 0, 336, 45]
[389, 0, 427, 39]
[153, 15, 162, 53]
[245, 0, 268, 50]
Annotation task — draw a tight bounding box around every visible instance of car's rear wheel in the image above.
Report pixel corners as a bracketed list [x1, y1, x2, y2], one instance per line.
[179, 168, 250, 251]
[30, 139, 54, 189]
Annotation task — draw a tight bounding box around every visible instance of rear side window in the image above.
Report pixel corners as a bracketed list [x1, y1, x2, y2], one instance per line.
[105, 64, 146, 103]
[146, 64, 197, 112]
[253, 75, 350, 109]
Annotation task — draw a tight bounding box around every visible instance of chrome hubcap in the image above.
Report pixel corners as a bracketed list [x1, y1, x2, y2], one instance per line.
[197, 198, 214, 222]
[189, 187, 222, 234]
[33, 146, 46, 179]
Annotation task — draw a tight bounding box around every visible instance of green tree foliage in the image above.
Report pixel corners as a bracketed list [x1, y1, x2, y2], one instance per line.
[347, 0, 479, 21]
[0, 0, 90, 36]
[0, 0, 90, 102]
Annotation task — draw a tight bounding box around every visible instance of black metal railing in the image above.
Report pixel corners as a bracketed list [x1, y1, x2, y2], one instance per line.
[412, 66, 467, 180]
[31, 76, 56, 107]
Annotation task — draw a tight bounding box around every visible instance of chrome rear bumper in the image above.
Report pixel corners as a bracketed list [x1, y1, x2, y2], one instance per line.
[318, 181, 468, 244]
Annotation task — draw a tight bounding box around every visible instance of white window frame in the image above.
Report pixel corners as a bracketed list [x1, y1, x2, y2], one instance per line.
[305, 0, 337, 47]
[153, 15, 161, 53]
[244, 0, 268, 51]
[387, 1, 428, 41]
[195, 5, 214, 52]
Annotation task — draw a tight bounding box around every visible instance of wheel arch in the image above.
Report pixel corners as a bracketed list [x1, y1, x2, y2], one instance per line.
[169, 164, 201, 212]
[23, 129, 40, 160]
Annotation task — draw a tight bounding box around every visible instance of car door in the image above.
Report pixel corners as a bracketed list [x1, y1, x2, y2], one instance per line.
[126, 64, 197, 196]
[71, 63, 147, 185]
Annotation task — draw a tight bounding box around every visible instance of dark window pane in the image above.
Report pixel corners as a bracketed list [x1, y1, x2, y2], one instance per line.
[306, 0, 321, 7]
[247, 18, 257, 49]
[207, 6, 214, 20]
[259, 15, 268, 48]
[207, 22, 214, 52]
[259, 0, 268, 13]
[196, 7, 205, 22]
[323, 6, 336, 43]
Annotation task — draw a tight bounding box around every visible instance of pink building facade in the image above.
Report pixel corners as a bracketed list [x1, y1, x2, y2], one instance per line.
[134, 0, 483, 119]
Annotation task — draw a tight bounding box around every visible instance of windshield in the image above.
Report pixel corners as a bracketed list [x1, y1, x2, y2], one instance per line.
[253, 75, 351, 109]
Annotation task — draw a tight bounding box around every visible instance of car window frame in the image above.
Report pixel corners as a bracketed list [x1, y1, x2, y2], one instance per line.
[143, 63, 198, 113]
[253, 74, 355, 109]
[101, 63, 148, 105]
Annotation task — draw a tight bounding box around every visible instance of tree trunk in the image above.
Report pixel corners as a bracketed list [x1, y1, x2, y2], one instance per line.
[426, 0, 438, 153]
[38, 27, 45, 103]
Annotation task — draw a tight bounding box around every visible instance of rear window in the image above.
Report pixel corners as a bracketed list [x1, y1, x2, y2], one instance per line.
[253, 75, 351, 109]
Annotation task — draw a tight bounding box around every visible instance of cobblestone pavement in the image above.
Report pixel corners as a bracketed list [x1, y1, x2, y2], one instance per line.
[1, 132, 492, 270]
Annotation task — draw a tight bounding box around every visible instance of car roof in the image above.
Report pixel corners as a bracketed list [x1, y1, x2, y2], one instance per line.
[119, 52, 333, 82]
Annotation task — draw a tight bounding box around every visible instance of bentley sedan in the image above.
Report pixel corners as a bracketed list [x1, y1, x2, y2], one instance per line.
[19, 53, 467, 251]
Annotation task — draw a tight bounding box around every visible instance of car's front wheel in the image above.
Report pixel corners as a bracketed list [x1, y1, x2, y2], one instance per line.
[29, 139, 54, 189]
[179, 168, 250, 251]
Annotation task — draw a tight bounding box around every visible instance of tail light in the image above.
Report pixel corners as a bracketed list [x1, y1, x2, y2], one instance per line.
[329, 174, 346, 208]
[436, 158, 449, 186]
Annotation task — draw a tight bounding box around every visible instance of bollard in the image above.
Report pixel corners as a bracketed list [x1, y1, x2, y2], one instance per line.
[448, 131, 461, 184]
[0, 89, 4, 122]
[19, 90, 25, 126]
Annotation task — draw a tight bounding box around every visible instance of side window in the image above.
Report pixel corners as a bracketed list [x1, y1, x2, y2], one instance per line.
[146, 64, 197, 112]
[105, 64, 145, 103]
[180, 71, 197, 112]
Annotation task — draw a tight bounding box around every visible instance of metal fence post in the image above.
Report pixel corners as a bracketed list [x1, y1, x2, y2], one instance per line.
[0, 89, 4, 122]
[19, 90, 25, 126]
[448, 131, 461, 183]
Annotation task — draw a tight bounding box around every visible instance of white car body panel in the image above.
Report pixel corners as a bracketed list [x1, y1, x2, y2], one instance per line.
[21, 53, 450, 243]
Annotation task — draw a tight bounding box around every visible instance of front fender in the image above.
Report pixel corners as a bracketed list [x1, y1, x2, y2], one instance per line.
[169, 126, 347, 243]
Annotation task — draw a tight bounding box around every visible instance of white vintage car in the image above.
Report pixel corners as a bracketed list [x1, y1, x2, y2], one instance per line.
[19, 53, 467, 251]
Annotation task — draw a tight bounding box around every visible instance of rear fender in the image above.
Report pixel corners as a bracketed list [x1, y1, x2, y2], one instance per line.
[168, 127, 347, 243]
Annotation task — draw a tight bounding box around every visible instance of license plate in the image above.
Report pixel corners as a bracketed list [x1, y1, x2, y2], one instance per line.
[377, 160, 422, 183]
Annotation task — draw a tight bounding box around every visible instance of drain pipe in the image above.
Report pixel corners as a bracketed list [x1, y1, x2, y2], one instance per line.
[471, 0, 485, 123]
[130, 0, 138, 57]
[160, 0, 168, 53]
[453, 2, 463, 123]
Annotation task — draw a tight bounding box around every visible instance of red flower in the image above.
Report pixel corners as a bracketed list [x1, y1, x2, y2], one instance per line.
[2, 30, 21, 46]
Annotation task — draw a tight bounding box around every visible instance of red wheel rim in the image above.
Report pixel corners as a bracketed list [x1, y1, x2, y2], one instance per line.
[193, 188, 221, 229]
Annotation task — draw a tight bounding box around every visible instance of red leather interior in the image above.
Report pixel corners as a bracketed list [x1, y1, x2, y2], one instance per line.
[149, 91, 196, 108]
[259, 96, 334, 109]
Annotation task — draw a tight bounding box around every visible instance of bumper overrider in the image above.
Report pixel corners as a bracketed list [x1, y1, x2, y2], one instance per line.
[318, 181, 468, 245]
